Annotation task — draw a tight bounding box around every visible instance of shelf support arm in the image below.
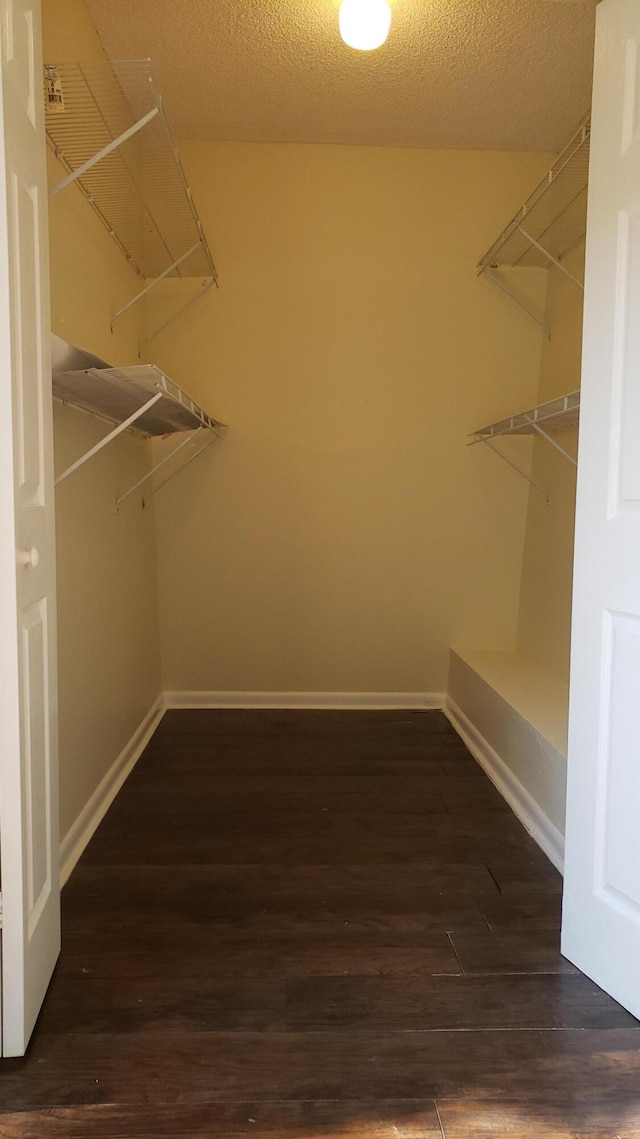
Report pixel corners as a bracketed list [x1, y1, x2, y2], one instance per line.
[111, 241, 202, 328]
[480, 439, 549, 499]
[139, 278, 216, 351]
[143, 431, 218, 505]
[516, 227, 585, 291]
[55, 392, 164, 486]
[481, 268, 551, 337]
[49, 105, 161, 198]
[115, 427, 203, 510]
[522, 415, 578, 466]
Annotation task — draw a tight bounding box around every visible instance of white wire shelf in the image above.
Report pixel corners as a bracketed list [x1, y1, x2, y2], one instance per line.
[470, 391, 580, 498]
[44, 60, 217, 343]
[478, 116, 590, 274]
[53, 363, 224, 438]
[52, 337, 225, 498]
[470, 391, 580, 443]
[477, 115, 590, 332]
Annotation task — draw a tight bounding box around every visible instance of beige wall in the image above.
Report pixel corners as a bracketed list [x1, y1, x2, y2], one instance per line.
[42, 0, 563, 837]
[149, 141, 551, 695]
[43, 0, 161, 841]
[516, 245, 584, 683]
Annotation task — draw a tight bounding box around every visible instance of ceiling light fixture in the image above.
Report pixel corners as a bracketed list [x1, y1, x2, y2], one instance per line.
[338, 0, 392, 51]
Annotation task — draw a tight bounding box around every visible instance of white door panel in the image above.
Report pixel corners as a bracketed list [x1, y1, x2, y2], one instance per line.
[0, 0, 59, 1057]
[563, 0, 640, 1016]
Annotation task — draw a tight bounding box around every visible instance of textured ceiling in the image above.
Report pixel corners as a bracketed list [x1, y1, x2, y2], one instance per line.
[84, 0, 597, 151]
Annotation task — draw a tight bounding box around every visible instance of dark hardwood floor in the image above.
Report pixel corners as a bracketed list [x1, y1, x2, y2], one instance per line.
[2, 709, 640, 1137]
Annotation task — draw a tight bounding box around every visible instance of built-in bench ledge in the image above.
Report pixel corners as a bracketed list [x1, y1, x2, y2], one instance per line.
[445, 648, 568, 873]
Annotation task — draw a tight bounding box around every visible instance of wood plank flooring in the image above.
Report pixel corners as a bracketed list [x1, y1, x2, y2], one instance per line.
[2, 708, 640, 1137]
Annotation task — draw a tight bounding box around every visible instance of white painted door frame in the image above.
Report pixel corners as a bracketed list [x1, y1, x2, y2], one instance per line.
[0, 0, 636, 1063]
[0, 0, 60, 1056]
[562, 0, 640, 1018]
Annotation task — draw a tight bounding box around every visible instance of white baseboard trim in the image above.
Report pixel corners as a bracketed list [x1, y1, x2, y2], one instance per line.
[59, 695, 165, 887]
[444, 695, 565, 874]
[164, 690, 445, 711]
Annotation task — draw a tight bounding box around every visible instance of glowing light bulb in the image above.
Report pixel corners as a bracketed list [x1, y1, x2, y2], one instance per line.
[338, 0, 392, 51]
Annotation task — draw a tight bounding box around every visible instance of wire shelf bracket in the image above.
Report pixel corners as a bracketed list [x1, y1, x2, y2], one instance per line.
[142, 431, 219, 507]
[517, 227, 585, 292]
[140, 278, 216, 350]
[49, 104, 160, 198]
[482, 439, 549, 500]
[115, 426, 202, 509]
[110, 240, 202, 329]
[115, 424, 223, 510]
[477, 114, 590, 332]
[55, 391, 164, 485]
[469, 390, 580, 496]
[483, 268, 551, 336]
[44, 60, 218, 349]
[522, 413, 578, 467]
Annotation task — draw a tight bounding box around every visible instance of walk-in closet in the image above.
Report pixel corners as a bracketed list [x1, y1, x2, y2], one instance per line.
[2, 0, 640, 1132]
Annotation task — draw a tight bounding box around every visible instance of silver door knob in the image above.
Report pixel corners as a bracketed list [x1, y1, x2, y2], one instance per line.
[18, 547, 40, 568]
